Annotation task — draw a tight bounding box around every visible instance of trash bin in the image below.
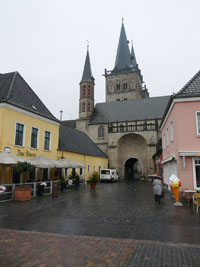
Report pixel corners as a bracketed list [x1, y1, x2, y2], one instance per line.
[52, 181, 58, 198]
[38, 184, 44, 196]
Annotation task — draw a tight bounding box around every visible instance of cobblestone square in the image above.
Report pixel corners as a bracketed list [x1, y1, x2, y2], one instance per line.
[0, 181, 200, 266]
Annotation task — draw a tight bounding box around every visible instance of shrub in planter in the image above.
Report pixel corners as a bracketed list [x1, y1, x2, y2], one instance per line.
[61, 176, 67, 193]
[14, 162, 34, 201]
[88, 172, 99, 190]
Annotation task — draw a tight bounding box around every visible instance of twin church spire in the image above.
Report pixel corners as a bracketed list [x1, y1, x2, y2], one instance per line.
[114, 21, 138, 71]
[79, 20, 148, 118]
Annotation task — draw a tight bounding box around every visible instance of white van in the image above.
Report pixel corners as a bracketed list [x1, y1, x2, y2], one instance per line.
[100, 169, 119, 182]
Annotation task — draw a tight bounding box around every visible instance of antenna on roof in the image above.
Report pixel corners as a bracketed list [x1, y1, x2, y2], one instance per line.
[60, 110, 63, 121]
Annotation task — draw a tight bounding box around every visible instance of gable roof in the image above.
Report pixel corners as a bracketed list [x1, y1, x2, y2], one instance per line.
[89, 95, 170, 124]
[160, 70, 200, 129]
[0, 72, 59, 122]
[58, 124, 107, 158]
[174, 70, 200, 98]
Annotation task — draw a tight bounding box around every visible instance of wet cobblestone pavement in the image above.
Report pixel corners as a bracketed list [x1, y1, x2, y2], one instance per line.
[1, 180, 200, 266]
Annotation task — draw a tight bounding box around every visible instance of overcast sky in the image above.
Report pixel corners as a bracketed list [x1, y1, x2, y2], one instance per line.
[0, 0, 199, 120]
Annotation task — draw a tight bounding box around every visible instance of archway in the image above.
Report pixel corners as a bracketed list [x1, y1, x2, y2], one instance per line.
[124, 158, 142, 179]
[117, 133, 147, 179]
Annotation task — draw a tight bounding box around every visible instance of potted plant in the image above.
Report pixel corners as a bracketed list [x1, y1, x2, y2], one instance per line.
[88, 172, 99, 190]
[74, 173, 80, 190]
[61, 176, 67, 193]
[14, 161, 34, 201]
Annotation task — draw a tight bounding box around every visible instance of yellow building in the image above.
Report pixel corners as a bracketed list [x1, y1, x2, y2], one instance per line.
[58, 123, 108, 180]
[0, 71, 108, 184]
[0, 72, 60, 184]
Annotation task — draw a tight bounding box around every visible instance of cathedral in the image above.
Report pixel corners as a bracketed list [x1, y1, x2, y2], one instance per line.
[64, 21, 170, 179]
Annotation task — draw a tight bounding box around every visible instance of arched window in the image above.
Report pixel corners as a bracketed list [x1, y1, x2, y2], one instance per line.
[116, 83, 120, 92]
[82, 102, 85, 112]
[98, 126, 104, 138]
[87, 103, 91, 111]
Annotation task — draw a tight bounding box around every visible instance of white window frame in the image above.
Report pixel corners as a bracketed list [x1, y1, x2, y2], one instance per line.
[170, 120, 174, 142]
[93, 166, 96, 172]
[163, 133, 166, 149]
[30, 126, 39, 149]
[195, 111, 200, 136]
[193, 157, 200, 189]
[14, 122, 25, 147]
[44, 131, 51, 151]
[166, 128, 169, 146]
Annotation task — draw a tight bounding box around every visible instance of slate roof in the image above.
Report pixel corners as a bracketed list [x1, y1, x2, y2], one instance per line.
[80, 50, 94, 84]
[0, 72, 59, 122]
[62, 120, 76, 129]
[59, 124, 107, 158]
[114, 21, 133, 70]
[130, 43, 137, 68]
[89, 96, 170, 124]
[160, 70, 200, 128]
[174, 70, 200, 98]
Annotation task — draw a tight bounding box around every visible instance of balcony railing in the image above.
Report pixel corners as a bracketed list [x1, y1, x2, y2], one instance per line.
[108, 122, 158, 133]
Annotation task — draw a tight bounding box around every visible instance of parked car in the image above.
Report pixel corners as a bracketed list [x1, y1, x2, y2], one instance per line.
[100, 169, 119, 182]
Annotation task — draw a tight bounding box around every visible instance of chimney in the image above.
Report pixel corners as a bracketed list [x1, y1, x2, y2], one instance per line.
[60, 110, 63, 121]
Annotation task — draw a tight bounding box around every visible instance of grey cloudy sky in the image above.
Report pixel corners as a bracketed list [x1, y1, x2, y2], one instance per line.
[0, 0, 199, 120]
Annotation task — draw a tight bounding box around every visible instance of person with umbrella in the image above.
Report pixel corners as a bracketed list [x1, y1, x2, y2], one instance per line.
[152, 174, 163, 205]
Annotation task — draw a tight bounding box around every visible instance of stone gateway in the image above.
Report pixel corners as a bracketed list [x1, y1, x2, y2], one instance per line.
[64, 21, 170, 179]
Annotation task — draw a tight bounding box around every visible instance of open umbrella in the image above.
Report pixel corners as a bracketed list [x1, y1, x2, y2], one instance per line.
[29, 155, 56, 168]
[56, 158, 86, 168]
[148, 174, 162, 179]
[0, 152, 27, 184]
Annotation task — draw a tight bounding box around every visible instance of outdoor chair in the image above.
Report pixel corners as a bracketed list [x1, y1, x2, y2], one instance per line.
[193, 193, 200, 214]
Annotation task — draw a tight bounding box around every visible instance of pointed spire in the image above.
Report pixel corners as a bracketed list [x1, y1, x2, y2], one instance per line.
[80, 46, 94, 84]
[114, 21, 132, 70]
[130, 41, 137, 68]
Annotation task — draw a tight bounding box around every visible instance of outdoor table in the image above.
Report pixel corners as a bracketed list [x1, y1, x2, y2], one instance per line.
[183, 189, 197, 206]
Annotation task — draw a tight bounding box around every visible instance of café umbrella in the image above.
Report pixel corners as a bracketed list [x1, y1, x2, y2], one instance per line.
[0, 152, 27, 184]
[56, 158, 86, 168]
[29, 155, 57, 168]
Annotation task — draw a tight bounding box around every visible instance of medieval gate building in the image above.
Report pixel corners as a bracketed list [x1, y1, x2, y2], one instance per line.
[65, 21, 170, 179]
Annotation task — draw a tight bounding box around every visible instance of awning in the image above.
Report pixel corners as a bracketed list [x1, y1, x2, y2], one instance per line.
[161, 156, 176, 164]
[179, 151, 200, 157]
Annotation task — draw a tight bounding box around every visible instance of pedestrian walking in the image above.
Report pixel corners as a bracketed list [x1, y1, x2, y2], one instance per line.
[152, 176, 162, 205]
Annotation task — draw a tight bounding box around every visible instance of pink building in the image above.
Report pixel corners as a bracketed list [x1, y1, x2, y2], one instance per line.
[160, 70, 200, 190]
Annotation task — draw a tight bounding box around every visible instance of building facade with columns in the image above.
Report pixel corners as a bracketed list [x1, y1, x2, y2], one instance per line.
[66, 21, 170, 179]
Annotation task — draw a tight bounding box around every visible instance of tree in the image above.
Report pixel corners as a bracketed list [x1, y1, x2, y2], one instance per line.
[15, 161, 34, 185]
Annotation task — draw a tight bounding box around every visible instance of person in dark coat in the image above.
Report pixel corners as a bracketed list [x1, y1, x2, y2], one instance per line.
[152, 176, 162, 205]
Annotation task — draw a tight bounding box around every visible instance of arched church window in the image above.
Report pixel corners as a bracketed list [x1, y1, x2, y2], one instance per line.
[82, 102, 85, 112]
[116, 83, 120, 92]
[98, 126, 104, 138]
[88, 88, 91, 96]
[83, 88, 86, 96]
[123, 83, 128, 90]
[87, 103, 91, 111]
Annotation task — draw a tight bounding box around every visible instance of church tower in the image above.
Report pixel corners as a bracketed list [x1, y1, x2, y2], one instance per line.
[79, 47, 95, 119]
[104, 21, 149, 102]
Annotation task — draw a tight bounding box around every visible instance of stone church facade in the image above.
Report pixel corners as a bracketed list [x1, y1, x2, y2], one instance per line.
[68, 21, 170, 179]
